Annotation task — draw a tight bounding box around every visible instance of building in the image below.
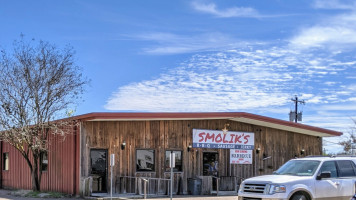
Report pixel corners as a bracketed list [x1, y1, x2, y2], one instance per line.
[0, 112, 342, 195]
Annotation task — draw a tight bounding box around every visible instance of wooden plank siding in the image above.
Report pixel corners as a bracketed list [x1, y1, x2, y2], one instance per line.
[80, 119, 322, 194]
[1, 127, 80, 194]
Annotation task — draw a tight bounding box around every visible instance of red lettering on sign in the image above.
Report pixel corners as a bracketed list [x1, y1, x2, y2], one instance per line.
[196, 130, 252, 145]
[205, 133, 215, 142]
[215, 133, 222, 143]
[229, 134, 235, 143]
[223, 134, 229, 143]
[244, 135, 250, 144]
[198, 132, 206, 142]
[235, 134, 242, 143]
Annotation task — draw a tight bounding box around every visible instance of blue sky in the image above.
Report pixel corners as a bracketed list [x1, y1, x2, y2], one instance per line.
[1, 0, 356, 153]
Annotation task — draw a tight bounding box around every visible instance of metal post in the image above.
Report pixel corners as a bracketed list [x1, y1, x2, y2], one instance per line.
[110, 154, 115, 200]
[144, 179, 147, 199]
[170, 152, 174, 200]
[110, 165, 113, 199]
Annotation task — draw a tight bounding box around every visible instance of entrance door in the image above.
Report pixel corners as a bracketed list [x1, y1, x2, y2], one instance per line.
[90, 149, 107, 193]
[203, 152, 218, 176]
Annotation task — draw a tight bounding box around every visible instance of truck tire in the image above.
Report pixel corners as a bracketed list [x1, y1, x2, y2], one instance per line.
[291, 194, 308, 200]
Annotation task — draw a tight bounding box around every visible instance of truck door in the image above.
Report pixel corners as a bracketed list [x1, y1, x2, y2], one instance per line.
[315, 161, 342, 199]
[335, 160, 356, 198]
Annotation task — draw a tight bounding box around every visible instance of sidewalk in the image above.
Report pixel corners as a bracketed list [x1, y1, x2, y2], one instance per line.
[86, 195, 238, 200]
[0, 189, 238, 200]
[87, 192, 238, 200]
[131, 196, 237, 200]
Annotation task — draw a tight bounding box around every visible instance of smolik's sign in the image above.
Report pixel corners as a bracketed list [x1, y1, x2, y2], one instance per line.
[192, 129, 254, 149]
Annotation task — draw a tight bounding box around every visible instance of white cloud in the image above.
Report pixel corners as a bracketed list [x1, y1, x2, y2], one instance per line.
[290, 12, 356, 49]
[290, 25, 356, 49]
[191, 1, 259, 18]
[313, 0, 356, 10]
[106, 45, 356, 113]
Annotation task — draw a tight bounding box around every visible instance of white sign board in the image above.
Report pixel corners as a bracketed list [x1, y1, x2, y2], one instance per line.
[193, 129, 254, 149]
[230, 149, 253, 164]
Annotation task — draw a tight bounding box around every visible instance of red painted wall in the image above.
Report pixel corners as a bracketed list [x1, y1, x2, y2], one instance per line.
[1, 127, 79, 194]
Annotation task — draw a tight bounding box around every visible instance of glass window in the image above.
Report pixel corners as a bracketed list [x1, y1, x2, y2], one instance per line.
[136, 149, 155, 172]
[274, 160, 320, 176]
[337, 160, 356, 177]
[165, 150, 182, 172]
[319, 161, 338, 178]
[41, 152, 48, 171]
[3, 153, 9, 171]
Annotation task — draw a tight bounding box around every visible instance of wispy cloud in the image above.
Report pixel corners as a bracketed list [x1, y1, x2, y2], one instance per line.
[133, 32, 250, 55]
[313, 0, 356, 10]
[191, 1, 260, 18]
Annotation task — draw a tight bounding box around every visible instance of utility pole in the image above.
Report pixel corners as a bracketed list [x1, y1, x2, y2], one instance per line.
[290, 95, 305, 123]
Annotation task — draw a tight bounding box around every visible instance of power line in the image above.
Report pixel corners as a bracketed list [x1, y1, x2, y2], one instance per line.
[323, 140, 341, 145]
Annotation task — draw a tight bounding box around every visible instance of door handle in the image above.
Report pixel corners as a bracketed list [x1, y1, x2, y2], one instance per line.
[335, 182, 340, 186]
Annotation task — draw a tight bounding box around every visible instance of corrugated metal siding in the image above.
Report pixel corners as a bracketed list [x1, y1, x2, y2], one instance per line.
[1, 127, 79, 194]
[2, 142, 32, 190]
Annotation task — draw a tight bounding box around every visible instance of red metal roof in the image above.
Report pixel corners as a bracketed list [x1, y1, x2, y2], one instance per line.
[74, 112, 342, 137]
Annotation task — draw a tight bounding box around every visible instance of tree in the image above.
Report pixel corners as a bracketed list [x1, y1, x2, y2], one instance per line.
[0, 37, 88, 191]
[338, 119, 356, 154]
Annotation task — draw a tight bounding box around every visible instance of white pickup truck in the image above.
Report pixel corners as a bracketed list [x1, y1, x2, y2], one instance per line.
[238, 156, 356, 200]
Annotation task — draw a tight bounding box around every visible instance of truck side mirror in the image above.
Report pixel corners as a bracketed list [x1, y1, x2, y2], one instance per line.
[316, 171, 331, 180]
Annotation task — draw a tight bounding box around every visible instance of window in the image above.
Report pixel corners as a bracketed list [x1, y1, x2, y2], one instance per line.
[41, 152, 48, 171]
[319, 161, 337, 178]
[165, 150, 182, 172]
[3, 153, 9, 171]
[136, 149, 155, 172]
[274, 160, 320, 176]
[337, 160, 356, 177]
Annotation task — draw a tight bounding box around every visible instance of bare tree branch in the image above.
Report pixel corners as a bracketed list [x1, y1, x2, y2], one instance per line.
[338, 119, 356, 154]
[0, 37, 88, 191]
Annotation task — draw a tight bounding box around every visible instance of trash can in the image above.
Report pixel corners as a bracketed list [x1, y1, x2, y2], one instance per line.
[187, 178, 202, 195]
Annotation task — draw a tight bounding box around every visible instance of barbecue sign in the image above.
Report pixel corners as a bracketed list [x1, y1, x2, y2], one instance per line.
[192, 129, 254, 149]
[230, 149, 253, 164]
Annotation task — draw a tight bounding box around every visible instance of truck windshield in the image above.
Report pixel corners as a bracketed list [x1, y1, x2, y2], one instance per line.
[273, 160, 321, 176]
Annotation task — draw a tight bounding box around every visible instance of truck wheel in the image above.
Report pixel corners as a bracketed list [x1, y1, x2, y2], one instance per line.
[291, 194, 308, 200]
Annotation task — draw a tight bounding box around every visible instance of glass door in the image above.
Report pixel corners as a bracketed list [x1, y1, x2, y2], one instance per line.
[203, 152, 218, 176]
[90, 149, 107, 193]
